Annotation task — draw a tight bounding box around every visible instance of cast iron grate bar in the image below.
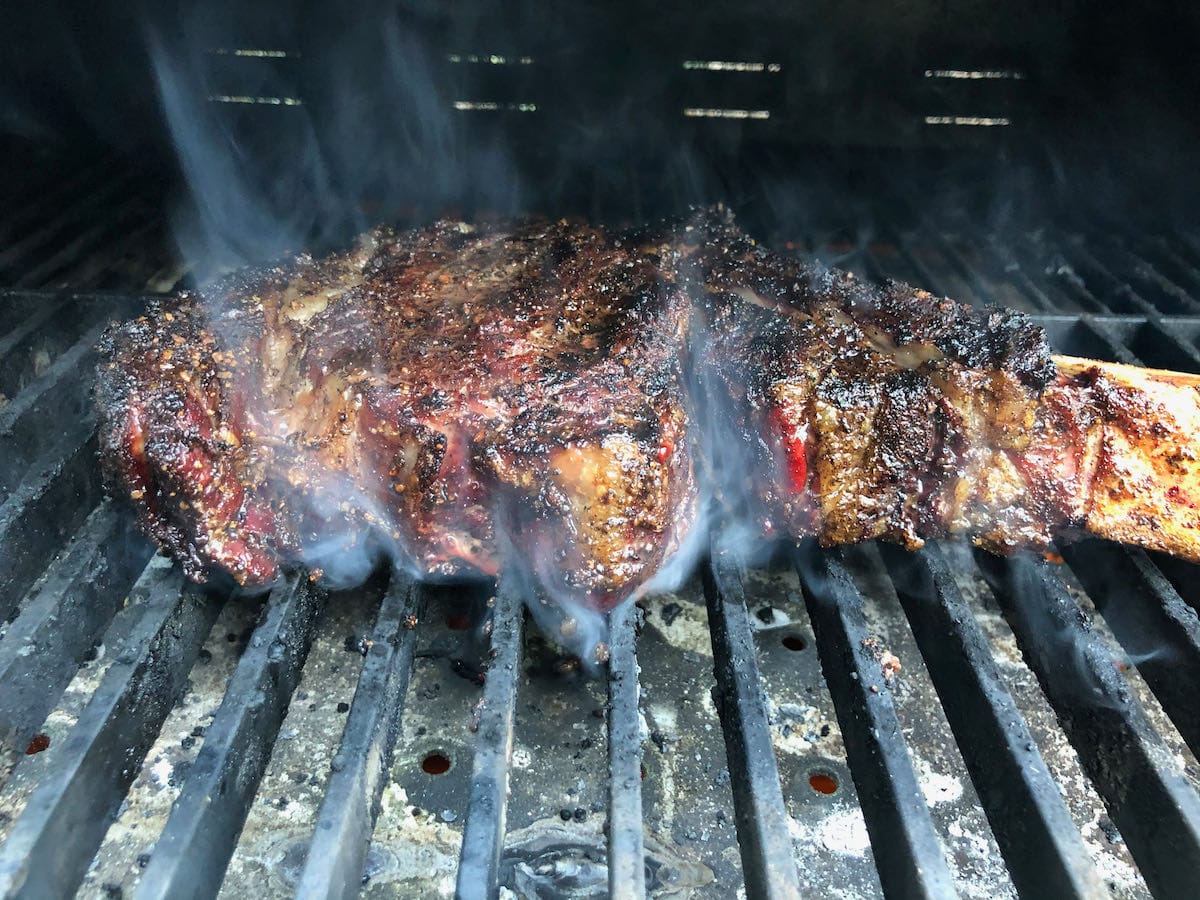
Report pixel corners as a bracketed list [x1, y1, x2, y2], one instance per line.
[605, 599, 646, 899]
[0, 296, 44, 342]
[0, 557, 221, 899]
[0, 503, 151, 758]
[1151, 550, 1200, 616]
[0, 300, 116, 420]
[930, 210, 1139, 317]
[0, 170, 141, 280]
[910, 216, 1026, 311]
[455, 583, 525, 900]
[701, 550, 802, 900]
[1025, 231, 1137, 315]
[879, 542, 1104, 898]
[68, 220, 169, 292]
[976, 550, 1200, 899]
[135, 570, 324, 900]
[15, 197, 155, 290]
[1061, 542, 1200, 760]
[296, 571, 425, 900]
[1065, 238, 1200, 317]
[959, 232, 1066, 313]
[1030, 315, 1134, 362]
[1162, 232, 1200, 279]
[1177, 233, 1200, 271]
[1099, 237, 1200, 316]
[792, 542, 957, 899]
[1143, 317, 1200, 370]
[1063, 243, 1157, 316]
[1043, 310, 1170, 367]
[0, 432, 103, 620]
[948, 228, 1089, 314]
[0, 316, 113, 497]
[984, 232, 1096, 312]
[1075, 316, 1142, 364]
[1084, 307, 1200, 373]
[1136, 236, 1200, 299]
[0, 297, 68, 373]
[1029, 313, 1200, 343]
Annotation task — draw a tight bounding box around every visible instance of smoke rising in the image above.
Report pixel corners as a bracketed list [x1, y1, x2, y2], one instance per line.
[130, 1, 1200, 666]
[138, 0, 812, 663]
[145, 3, 539, 281]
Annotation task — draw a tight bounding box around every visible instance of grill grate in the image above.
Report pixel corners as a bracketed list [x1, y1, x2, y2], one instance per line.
[602, 602, 648, 898]
[2, 199, 1200, 897]
[455, 585, 525, 898]
[0, 157, 179, 294]
[795, 544, 957, 897]
[296, 573, 423, 898]
[0, 560, 219, 899]
[878, 542, 1101, 898]
[701, 555, 803, 898]
[975, 550, 1200, 899]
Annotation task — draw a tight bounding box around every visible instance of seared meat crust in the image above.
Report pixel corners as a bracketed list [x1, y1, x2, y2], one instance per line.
[687, 213, 1063, 554]
[98, 219, 694, 611]
[96, 209, 1200, 610]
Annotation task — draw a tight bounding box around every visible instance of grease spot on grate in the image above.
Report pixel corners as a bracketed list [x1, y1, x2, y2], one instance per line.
[24, 733, 50, 755]
[421, 752, 452, 776]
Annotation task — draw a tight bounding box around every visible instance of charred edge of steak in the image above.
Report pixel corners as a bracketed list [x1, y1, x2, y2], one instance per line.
[96, 207, 1068, 609]
[95, 301, 288, 585]
[683, 208, 1055, 392]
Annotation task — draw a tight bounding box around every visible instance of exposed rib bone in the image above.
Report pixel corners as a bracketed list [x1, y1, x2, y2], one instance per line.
[1053, 355, 1200, 562]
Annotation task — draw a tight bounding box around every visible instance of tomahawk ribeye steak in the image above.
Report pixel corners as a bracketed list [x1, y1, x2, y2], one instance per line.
[95, 210, 1200, 610]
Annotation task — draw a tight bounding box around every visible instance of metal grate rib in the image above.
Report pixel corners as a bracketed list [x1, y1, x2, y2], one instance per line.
[134, 571, 323, 900]
[1, 226, 1200, 896]
[0, 504, 151, 756]
[793, 543, 956, 898]
[455, 585, 525, 899]
[702, 552, 803, 900]
[295, 573, 424, 899]
[605, 600, 647, 899]
[878, 542, 1104, 897]
[977, 551, 1200, 899]
[0, 558, 220, 898]
[1061, 543, 1200, 760]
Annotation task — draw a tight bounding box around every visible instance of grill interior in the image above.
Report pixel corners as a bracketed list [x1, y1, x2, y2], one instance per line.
[4, 3, 1200, 895]
[1, 147, 1200, 899]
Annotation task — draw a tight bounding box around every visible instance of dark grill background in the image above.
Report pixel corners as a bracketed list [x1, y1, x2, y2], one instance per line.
[3, 2, 1200, 897]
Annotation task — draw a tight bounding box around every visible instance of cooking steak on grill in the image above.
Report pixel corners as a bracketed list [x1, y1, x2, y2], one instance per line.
[96, 218, 696, 611]
[95, 210, 1200, 611]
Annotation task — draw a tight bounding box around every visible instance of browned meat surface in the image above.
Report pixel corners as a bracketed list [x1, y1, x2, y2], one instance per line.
[689, 213, 1200, 563]
[97, 219, 694, 611]
[96, 210, 1200, 611]
[690, 213, 1061, 553]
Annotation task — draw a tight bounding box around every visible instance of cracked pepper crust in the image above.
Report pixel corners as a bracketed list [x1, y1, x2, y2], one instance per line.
[97, 218, 694, 611]
[96, 210, 1200, 610]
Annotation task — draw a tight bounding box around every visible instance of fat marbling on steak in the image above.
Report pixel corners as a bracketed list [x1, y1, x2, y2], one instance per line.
[95, 210, 1200, 611]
